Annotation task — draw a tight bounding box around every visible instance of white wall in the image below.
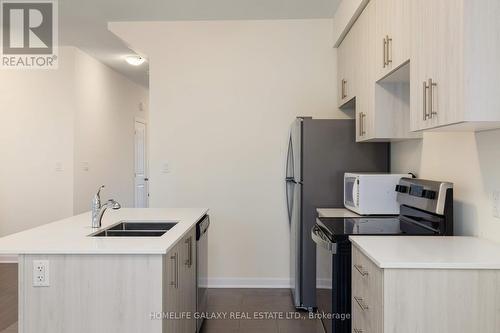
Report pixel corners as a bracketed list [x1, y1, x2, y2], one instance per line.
[0, 47, 148, 239]
[73, 48, 149, 213]
[110, 19, 346, 286]
[392, 131, 500, 243]
[0, 48, 76, 237]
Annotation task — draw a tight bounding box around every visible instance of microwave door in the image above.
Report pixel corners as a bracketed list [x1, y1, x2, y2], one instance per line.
[344, 177, 357, 207]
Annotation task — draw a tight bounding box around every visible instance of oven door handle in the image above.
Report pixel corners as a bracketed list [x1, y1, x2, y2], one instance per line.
[311, 225, 337, 254]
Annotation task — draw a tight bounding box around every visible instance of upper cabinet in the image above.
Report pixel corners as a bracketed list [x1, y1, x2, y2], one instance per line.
[336, 0, 500, 139]
[338, 0, 416, 142]
[410, 0, 500, 131]
[337, 23, 358, 107]
[375, 0, 410, 79]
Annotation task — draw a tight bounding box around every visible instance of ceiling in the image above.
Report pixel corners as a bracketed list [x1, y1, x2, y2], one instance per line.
[59, 0, 341, 87]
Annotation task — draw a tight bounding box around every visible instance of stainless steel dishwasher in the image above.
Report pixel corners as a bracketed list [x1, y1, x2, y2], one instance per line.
[196, 215, 210, 333]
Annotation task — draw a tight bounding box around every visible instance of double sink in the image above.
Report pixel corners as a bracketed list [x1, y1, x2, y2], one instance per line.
[90, 221, 177, 237]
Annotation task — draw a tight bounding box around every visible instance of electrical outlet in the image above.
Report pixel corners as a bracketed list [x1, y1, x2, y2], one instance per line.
[493, 190, 500, 219]
[33, 260, 50, 287]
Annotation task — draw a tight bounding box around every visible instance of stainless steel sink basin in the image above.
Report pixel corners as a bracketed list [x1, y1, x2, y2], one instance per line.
[89, 220, 177, 237]
[108, 221, 177, 231]
[92, 230, 168, 237]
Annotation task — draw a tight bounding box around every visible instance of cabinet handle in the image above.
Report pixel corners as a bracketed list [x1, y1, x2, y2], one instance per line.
[359, 113, 364, 136]
[170, 253, 179, 289]
[386, 35, 392, 65]
[354, 296, 369, 311]
[423, 81, 429, 120]
[341, 79, 347, 99]
[354, 329, 365, 333]
[383, 37, 387, 68]
[185, 236, 193, 267]
[361, 113, 366, 136]
[428, 78, 437, 118]
[354, 264, 369, 277]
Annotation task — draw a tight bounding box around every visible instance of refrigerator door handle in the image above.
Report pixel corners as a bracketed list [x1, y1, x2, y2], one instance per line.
[285, 135, 295, 180]
[286, 181, 295, 224]
[285, 131, 296, 225]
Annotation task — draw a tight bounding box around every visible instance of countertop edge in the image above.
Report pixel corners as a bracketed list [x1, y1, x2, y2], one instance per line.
[349, 237, 385, 268]
[0, 208, 209, 255]
[349, 236, 500, 270]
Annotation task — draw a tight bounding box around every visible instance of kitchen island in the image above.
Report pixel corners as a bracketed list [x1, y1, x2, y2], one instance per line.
[0, 208, 208, 333]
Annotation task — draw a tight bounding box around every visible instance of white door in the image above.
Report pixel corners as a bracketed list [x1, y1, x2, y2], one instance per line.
[134, 119, 148, 207]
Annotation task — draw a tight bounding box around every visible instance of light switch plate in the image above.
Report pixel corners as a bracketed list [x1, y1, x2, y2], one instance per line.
[33, 260, 50, 287]
[162, 162, 170, 174]
[493, 190, 500, 219]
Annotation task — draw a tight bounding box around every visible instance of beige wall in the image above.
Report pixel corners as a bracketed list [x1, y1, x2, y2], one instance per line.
[0, 47, 148, 239]
[110, 19, 347, 286]
[392, 131, 500, 243]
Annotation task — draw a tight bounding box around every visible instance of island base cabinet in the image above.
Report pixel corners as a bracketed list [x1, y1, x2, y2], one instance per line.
[352, 246, 500, 333]
[18, 254, 164, 333]
[164, 227, 197, 333]
[18, 228, 197, 333]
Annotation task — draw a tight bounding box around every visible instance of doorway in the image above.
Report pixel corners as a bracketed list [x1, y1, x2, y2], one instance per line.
[134, 118, 149, 208]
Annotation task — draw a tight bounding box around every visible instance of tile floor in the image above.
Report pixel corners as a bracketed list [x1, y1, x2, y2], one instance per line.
[201, 289, 323, 333]
[0, 264, 17, 333]
[0, 264, 323, 333]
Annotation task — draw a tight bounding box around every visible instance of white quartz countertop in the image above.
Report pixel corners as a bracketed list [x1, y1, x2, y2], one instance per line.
[317, 208, 360, 218]
[0, 208, 208, 255]
[350, 236, 500, 270]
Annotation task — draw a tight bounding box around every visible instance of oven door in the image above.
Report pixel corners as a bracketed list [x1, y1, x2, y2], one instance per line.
[312, 224, 336, 333]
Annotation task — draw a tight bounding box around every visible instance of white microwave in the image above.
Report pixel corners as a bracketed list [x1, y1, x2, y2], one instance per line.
[344, 173, 409, 215]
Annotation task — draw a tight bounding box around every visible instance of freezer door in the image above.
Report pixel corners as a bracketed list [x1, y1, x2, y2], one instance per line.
[290, 182, 302, 308]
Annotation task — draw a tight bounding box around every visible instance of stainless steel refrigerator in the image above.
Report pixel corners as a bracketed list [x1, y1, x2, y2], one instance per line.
[285, 117, 390, 310]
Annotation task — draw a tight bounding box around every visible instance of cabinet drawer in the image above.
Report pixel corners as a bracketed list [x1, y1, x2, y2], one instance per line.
[352, 246, 384, 333]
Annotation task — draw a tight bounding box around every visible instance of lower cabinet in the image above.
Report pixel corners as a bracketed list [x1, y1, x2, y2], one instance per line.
[164, 227, 197, 333]
[351, 245, 500, 333]
[351, 245, 383, 333]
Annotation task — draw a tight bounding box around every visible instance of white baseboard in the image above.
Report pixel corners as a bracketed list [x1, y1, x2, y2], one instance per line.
[0, 255, 18, 263]
[207, 277, 291, 289]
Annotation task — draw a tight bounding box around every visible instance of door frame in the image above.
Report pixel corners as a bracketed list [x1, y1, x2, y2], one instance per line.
[134, 117, 149, 207]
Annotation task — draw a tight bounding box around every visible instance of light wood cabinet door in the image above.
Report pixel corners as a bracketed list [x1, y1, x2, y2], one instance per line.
[355, 0, 376, 142]
[352, 246, 384, 333]
[180, 228, 197, 333]
[375, 0, 410, 80]
[410, 0, 464, 131]
[337, 25, 357, 107]
[164, 244, 181, 333]
[164, 227, 197, 333]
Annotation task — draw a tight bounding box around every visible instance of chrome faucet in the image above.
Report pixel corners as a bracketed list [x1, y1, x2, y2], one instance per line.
[91, 185, 121, 228]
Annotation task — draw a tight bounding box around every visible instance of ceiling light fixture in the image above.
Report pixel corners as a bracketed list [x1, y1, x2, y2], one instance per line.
[125, 56, 146, 66]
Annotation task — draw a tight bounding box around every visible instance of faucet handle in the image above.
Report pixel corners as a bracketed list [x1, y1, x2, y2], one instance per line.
[95, 185, 106, 201]
[92, 185, 105, 209]
[96, 185, 105, 197]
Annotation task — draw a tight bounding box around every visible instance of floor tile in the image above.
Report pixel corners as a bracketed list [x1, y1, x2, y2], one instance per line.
[202, 288, 321, 333]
